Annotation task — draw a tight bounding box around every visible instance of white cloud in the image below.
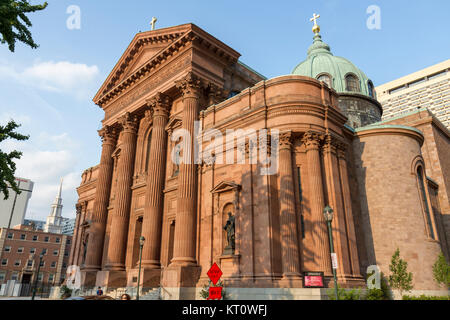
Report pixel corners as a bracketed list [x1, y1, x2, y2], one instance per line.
[0, 131, 82, 220]
[0, 61, 99, 99]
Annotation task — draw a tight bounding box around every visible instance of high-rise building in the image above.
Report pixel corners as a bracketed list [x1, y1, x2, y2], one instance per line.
[0, 178, 34, 229]
[376, 60, 450, 128]
[44, 179, 65, 234]
[61, 219, 76, 235]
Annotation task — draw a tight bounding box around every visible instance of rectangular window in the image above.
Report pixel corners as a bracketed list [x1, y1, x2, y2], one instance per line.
[66, 239, 71, 245]
[32, 235, 38, 241]
[48, 274, 54, 282]
[0, 272, 5, 282]
[37, 273, 43, 281]
[20, 234, 26, 240]
[39, 261, 45, 267]
[27, 260, 33, 267]
[42, 248, 47, 255]
[14, 260, 21, 267]
[44, 236, 49, 242]
[53, 250, 59, 256]
[30, 248, 36, 254]
[11, 272, 18, 281]
[51, 261, 57, 268]
[1, 259, 7, 266]
[7, 233, 13, 239]
[17, 247, 24, 254]
[4, 246, 11, 253]
[64, 251, 69, 257]
[55, 238, 60, 243]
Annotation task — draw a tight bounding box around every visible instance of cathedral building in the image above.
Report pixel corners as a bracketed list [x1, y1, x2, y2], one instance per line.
[70, 19, 450, 299]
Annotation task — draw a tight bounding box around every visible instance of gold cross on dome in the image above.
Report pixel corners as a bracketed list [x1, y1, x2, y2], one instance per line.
[310, 13, 320, 26]
[150, 17, 157, 31]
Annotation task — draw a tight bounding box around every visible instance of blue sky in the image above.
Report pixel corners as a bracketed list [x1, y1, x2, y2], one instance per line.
[0, 0, 449, 221]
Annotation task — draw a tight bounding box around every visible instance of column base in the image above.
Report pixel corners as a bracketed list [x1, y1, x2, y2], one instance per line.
[126, 268, 162, 287]
[161, 264, 201, 300]
[95, 270, 127, 288]
[81, 270, 98, 287]
[279, 273, 303, 287]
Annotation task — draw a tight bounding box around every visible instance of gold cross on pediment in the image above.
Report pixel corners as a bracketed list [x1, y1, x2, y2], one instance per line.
[150, 17, 157, 31]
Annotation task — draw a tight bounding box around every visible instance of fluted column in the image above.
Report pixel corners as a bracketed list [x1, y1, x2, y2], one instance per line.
[323, 135, 351, 277]
[69, 203, 82, 266]
[279, 132, 302, 278]
[302, 131, 331, 275]
[171, 72, 203, 266]
[141, 93, 171, 268]
[84, 126, 117, 271]
[337, 143, 361, 277]
[106, 112, 138, 271]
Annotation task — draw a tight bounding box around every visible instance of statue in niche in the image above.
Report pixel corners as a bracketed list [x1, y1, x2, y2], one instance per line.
[223, 212, 235, 255]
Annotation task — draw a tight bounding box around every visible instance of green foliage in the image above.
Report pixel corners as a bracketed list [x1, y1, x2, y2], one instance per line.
[0, 120, 29, 200]
[199, 280, 227, 300]
[0, 0, 48, 52]
[432, 252, 450, 288]
[389, 248, 413, 296]
[60, 285, 72, 299]
[365, 272, 392, 300]
[327, 284, 362, 300]
[402, 294, 449, 300]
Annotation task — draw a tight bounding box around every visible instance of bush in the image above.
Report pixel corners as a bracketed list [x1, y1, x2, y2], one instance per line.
[432, 252, 450, 288]
[402, 294, 449, 300]
[327, 285, 362, 300]
[60, 285, 72, 299]
[365, 272, 392, 300]
[199, 280, 227, 300]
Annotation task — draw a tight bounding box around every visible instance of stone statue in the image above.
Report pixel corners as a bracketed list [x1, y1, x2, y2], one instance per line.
[223, 212, 235, 255]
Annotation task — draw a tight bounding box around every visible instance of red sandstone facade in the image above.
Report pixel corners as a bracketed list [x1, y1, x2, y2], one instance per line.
[70, 23, 450, 298]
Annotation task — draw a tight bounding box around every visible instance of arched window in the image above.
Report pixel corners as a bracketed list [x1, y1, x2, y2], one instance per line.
[368, 80, 376, 98]
[417, 166, 436, 239]
[317, 73, 332, 88]
[345, 74, 360, 92]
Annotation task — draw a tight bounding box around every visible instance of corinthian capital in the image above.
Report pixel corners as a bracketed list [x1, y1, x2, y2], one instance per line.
[146, 92, 172, 118]
[279, 131, 293, 150]
[207, 83, 226, 105]
[119, 112, 138, 133]
[175, 72, 203, 98]
[301, 131, 324, 150]
[98, 125, 117, 144]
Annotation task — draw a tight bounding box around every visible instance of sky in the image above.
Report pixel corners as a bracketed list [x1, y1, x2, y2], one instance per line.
[0, 0, 449, 221]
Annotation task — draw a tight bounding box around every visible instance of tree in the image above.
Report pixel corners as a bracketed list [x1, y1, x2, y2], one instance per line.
[0, 0, 48, 52]
[0, 120, 29, 199]
[389, 248, 413, 297]
[432, 252, 450, 288]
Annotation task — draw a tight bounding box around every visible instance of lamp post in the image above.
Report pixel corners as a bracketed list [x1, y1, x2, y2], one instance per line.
[136, 236, 145, 301]
[31, 252, 44, 300]
[323, 205, 339, 300]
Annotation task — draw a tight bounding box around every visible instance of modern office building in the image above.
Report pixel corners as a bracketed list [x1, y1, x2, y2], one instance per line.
[0, 178, 34, 229]
[376, 60, 450, 129]
[62, 219, 76, 236]
[23, 220, 46, 232]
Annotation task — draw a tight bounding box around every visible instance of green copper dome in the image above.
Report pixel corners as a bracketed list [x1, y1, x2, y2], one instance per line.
[292, 32, 376, 98]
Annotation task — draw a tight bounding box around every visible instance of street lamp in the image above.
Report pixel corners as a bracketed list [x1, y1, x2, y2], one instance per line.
[136, 236, 145, 301]
[31, 251, 44, 300]
[323, 205, 338, 300]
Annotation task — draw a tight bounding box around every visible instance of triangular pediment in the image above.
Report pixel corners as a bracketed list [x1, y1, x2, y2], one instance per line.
[211, 181, 241, 194]
[93, 24, 193, 104]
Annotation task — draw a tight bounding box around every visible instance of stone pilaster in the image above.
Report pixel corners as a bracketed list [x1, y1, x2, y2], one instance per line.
[337, 143, 361, 277]
[69, 203, 82, 266]
[106, 112, 138, 271]
[278, 132, 302, 279]
[323, 135, 351, 279]
[171, 72, 203, 266]
[302, 131, 331, 275]
[141, 93, 171, 269]
[83, 126, 117, 271]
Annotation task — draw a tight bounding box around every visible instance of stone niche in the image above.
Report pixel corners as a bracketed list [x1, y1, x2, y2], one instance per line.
[211, 181, 241, 282]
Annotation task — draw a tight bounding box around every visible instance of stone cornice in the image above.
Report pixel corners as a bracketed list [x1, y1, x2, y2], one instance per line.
[94, 24, 240, 108]
[355, 125, 425, 146]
